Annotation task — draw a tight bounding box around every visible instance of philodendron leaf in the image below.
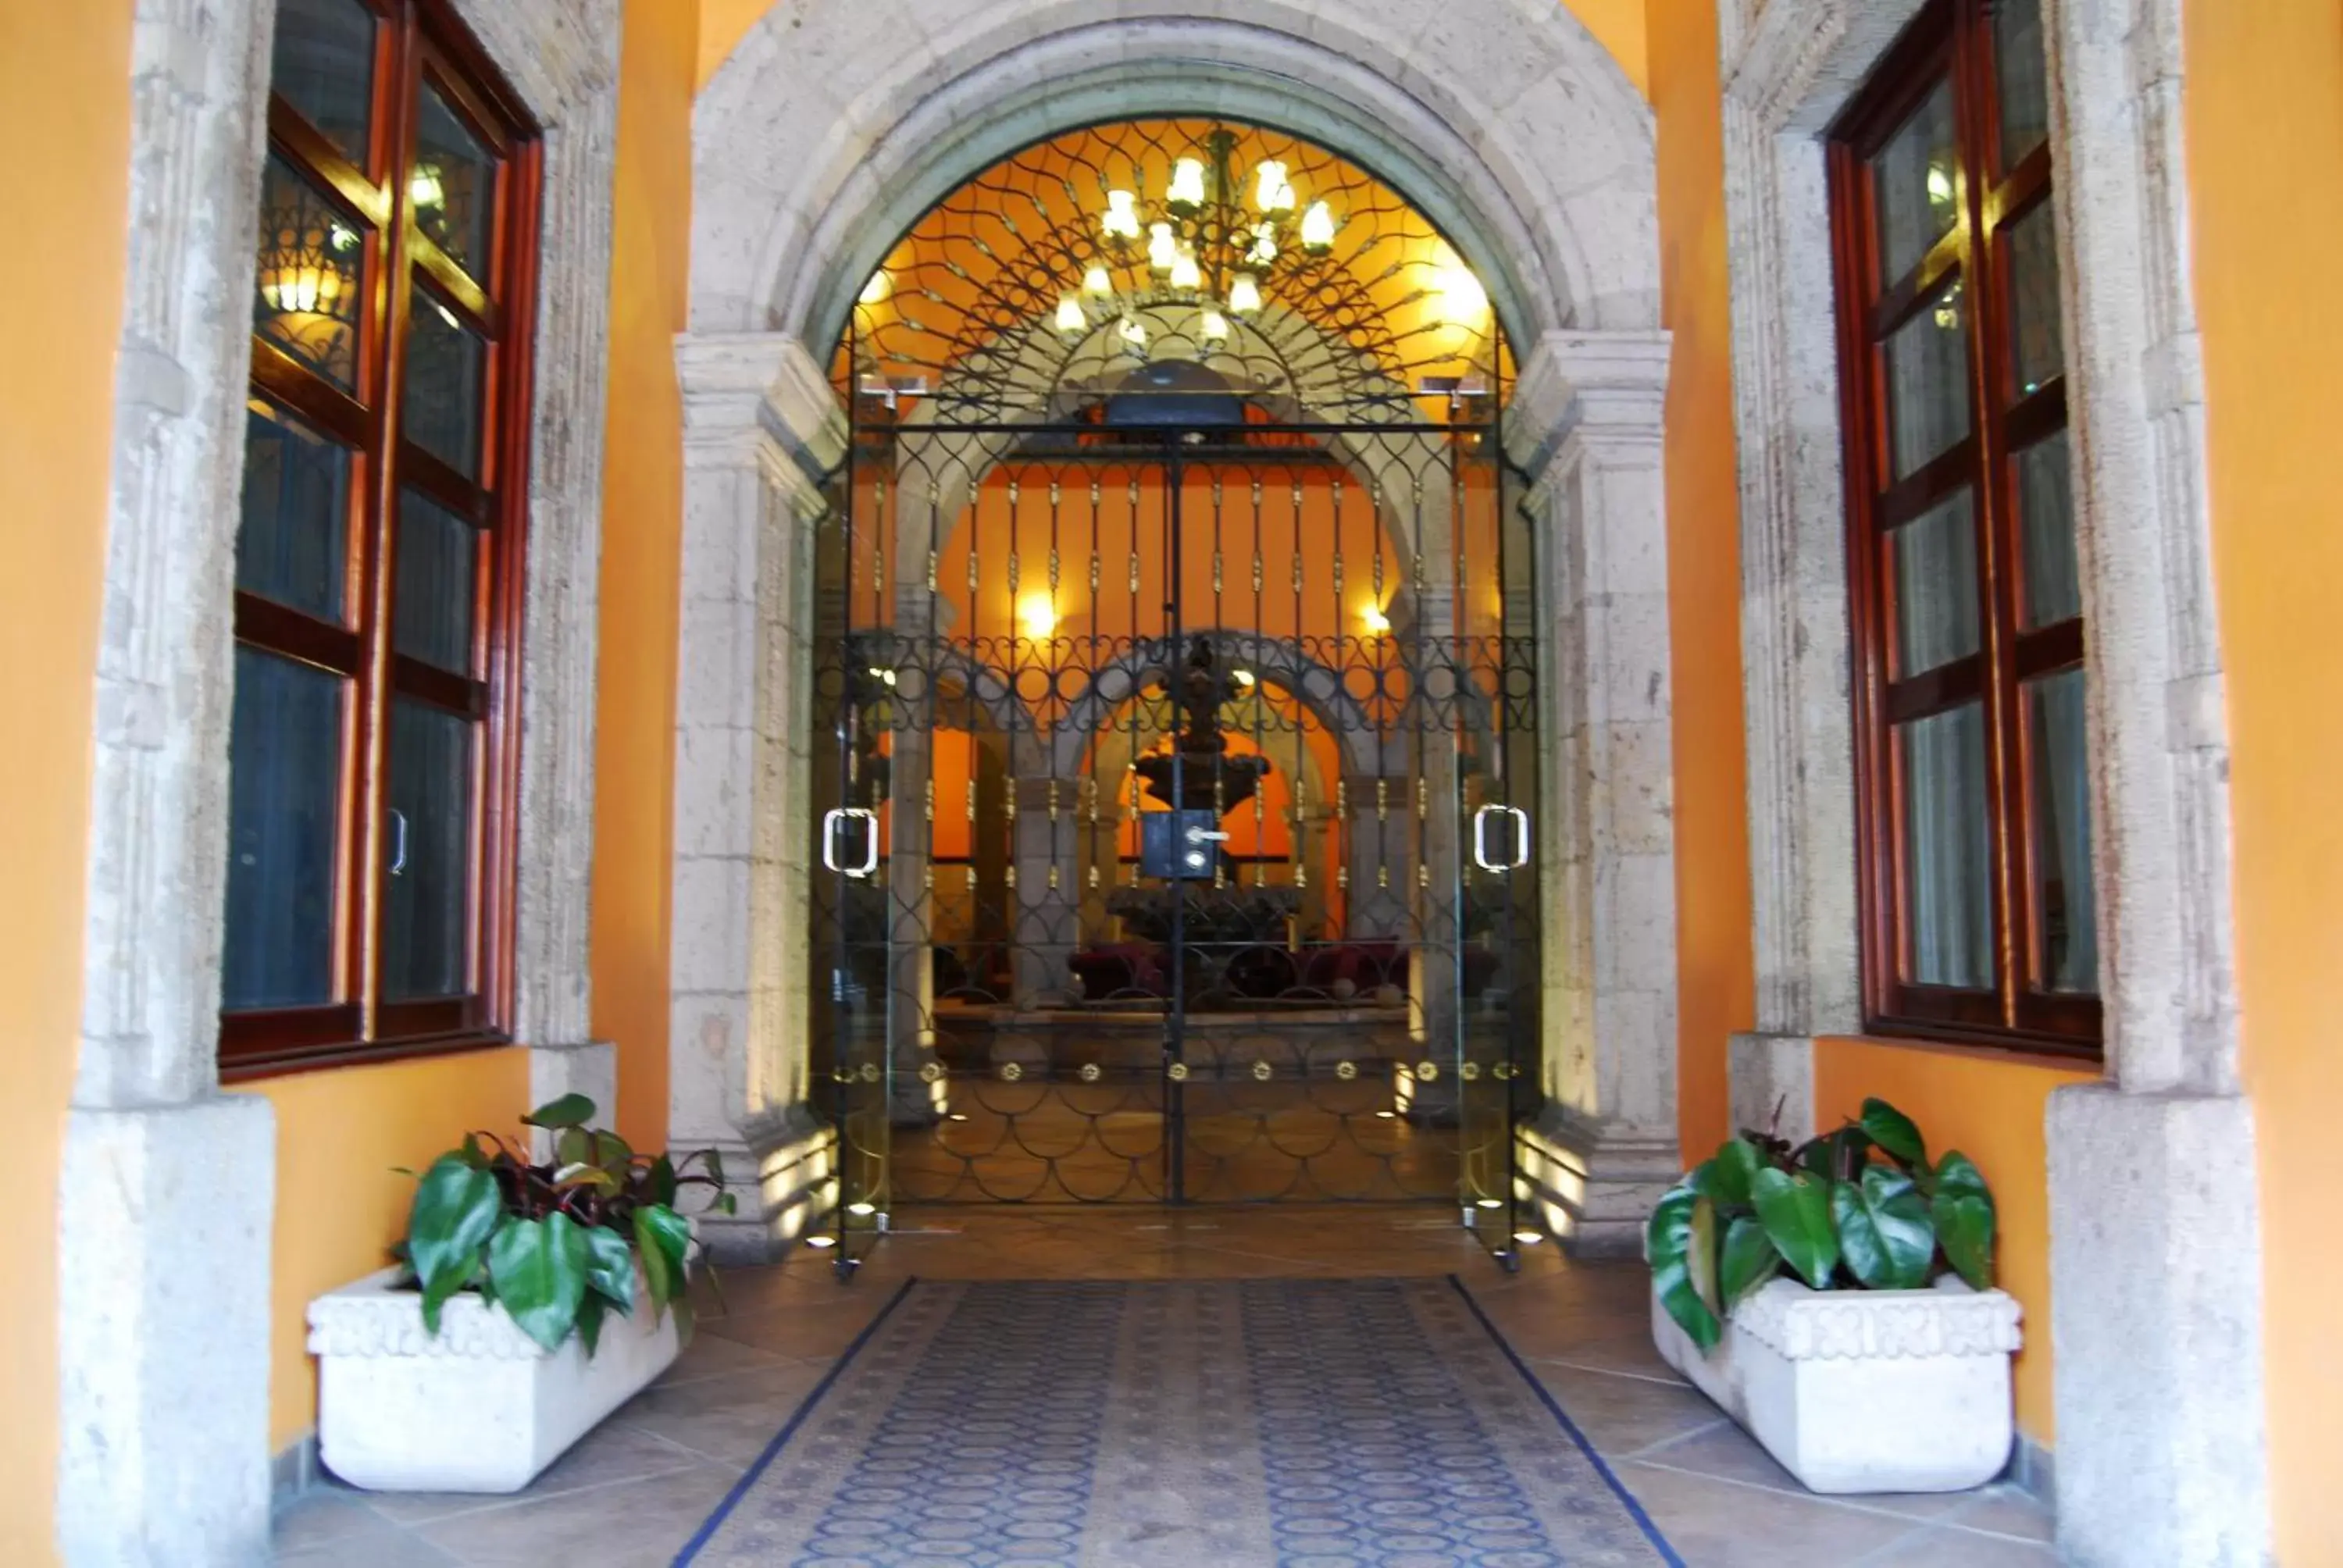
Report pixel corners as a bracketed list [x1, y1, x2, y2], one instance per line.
[523, 1094, 597, 1131]
[580, 1223, 637, 1315]
[1931, 1151, 1997, 1289]
[1687, 1196, 1722, 1320]
[487, 1211, 591, 1352]
[647, 1155, 679, 1208]
[406, 1155, 503, 1336]
[555, 1125, 592, 1170]
[1644, 1186, 1722, 1352]
[1833, 1166, 1936, 1290]
[1751, 1167, 1839, 1289]
[1859, 1098, 1927, 1171]
[1708, 1137, 1765, 1210]
[1719, 1215, 1781, 1308]
[634, 1203, 692, 1323]
[574, 1290, 607, 1359]
[1685, 1157, 1719, 1204]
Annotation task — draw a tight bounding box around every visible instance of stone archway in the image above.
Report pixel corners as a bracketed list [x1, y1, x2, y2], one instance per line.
[671, 2, 1682, 1260]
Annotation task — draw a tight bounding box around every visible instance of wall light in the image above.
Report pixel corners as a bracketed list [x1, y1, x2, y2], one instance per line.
[1360, 603, 1392, 634]
[1018, 593, 1058, 640]
[1434, 261, 1489, 325]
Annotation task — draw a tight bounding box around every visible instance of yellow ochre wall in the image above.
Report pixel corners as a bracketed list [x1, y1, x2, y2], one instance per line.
[0, 2, 135, 1558]
[1647, 0, 1754, 1165]
[246, 0, 706, 1451]
[1641, 0, 2081, 1459]
[1815, 1041, 2094, 1447]
[594, 0, 703, 1151]
[2183, 2, 2343, 1557]
[247, 1052, 530, 1449]
[694, 0, 1651, 97]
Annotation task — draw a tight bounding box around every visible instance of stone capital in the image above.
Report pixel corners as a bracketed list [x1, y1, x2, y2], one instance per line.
[1505, 328, 1673, 483]
[676, 330, 847, 485]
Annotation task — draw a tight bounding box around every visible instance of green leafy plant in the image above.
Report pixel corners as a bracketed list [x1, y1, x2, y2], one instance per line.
[398, 1095, 736, 1356]
[1647, 1097, 1999, 1352]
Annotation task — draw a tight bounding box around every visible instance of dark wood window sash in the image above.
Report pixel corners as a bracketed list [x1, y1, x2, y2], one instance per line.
[222, 0, 540, 1081]
[1829, 0, 2102, 1060]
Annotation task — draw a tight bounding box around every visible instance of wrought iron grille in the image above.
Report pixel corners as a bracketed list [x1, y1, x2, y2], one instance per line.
[808, 121, 1539, 1249]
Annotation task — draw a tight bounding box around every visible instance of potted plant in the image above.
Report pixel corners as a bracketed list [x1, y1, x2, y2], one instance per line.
[1645, 1098, 2023, 1494]
[305, 1095, 736, 1492]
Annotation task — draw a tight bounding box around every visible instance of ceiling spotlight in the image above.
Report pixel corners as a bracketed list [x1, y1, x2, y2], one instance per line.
[804, 1234, 838, 1249]
[1513, 1230, 1544, 1245]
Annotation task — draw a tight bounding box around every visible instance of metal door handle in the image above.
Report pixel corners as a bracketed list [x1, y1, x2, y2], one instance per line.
[1472, 805, 1531, 871]
[387, 808, 409, 877]
[822, 807, 880, 878]
[1185, 828, 1231, 843]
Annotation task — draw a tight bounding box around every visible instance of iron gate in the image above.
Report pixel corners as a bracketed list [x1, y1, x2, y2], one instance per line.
[809, 404, 1539, 1253]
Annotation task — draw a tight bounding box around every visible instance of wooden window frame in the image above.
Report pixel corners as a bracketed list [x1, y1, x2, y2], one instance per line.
[1828, 0, 2100, 1057]
[224, 0, 541, 1079]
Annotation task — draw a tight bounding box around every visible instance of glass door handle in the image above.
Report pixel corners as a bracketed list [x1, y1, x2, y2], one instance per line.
[1472, 805, 1531, 871]
[822, 807, 880, 878]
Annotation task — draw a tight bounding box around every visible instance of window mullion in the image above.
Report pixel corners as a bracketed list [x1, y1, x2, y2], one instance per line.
[353, 2, 426, 1044]
[1947, 2, 2024, 1029]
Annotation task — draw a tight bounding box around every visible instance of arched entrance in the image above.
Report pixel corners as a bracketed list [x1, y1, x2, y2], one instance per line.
[673, 2, 1685, 1265]
[809, 122, 1539, 1248]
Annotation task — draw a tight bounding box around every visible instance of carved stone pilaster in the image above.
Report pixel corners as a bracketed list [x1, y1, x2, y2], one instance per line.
[672, 331, 847, 1260]
[1505, 330, 1679, 1254]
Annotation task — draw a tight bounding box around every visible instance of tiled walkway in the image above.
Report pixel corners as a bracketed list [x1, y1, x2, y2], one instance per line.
[273, 1206, 2056, 1566]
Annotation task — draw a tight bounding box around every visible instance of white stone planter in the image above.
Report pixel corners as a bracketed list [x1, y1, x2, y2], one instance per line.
[1651, 1274, 2022, 1494]
[308, 1267, 680, 1492]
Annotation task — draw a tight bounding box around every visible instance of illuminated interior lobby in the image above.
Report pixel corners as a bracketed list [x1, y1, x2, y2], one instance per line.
[3, 0, 2338, 1563]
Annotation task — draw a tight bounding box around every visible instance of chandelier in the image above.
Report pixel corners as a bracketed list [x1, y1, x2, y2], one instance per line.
[1051, 128, 1341, 352]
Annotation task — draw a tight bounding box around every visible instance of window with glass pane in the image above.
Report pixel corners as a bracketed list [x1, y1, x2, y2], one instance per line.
[1832, 0, 2098, 1051]
[223, 1, 538, 1075]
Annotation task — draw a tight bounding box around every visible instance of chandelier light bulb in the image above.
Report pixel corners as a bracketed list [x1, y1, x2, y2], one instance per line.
[1167, 156, 1208, 213]
[1254, 159, 1296, 214]
[1168, 247, 1204, 292]
[1200, 308, 1231, 343]
[1248, 222, 1279, 266]
[1147, 221, 1179, 273]
[1118, 315, 1148, 349]
[1082, 264, 1113, 297]
[1101, 189, 1142, 241]
[1228, 273, 1264, 315]
[1300, 200, 1338, 254]
[858, 269, 892, 306]
[1054, 294, 1086, 335]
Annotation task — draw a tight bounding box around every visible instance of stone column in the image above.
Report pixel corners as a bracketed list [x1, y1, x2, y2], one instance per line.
[1009, 774, 1082, 1003]
[672, 332, 847, 1260]
[1505, 330, 1684, 1256]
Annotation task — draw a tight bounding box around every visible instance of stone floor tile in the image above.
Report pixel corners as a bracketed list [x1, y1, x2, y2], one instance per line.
[1634, 1424, 1978, 1524]
[412, 1464, 742, 1567]
[1525, 1362, 1734, 1457]
[355, 1420, 707, 1527]
[1856, 1523, 2059, 1564]
[274, 1512, 465, 1568]
[271, 1488, 403, 1552]
[1938, 1484, 2058, 1544]
[651, 1324, 792, 1385]
[1614, 1462, 1925, 1566]
[698, 1297, 890, 1357]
